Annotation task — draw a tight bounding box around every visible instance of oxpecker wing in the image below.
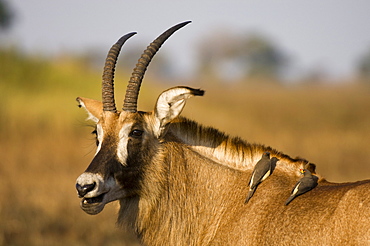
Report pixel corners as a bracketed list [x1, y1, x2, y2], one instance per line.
[245, 152, 279, 203]
[285, 169, 318, 205]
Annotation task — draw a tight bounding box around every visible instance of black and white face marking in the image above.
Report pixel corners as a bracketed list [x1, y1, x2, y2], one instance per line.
[76, 112, 148, 215]
[76, 87, 204, 215]
[76, 120, 126, 214]
[94, 123, 104, 154]
[116, 123, 134, 165]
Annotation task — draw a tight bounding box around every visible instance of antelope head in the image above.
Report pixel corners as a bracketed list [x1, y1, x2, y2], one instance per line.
[75, 21, 202, 215]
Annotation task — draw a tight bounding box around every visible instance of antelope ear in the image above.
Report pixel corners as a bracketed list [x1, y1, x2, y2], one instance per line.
[154, 86, 204, 137]
[76, 97, 103, 123]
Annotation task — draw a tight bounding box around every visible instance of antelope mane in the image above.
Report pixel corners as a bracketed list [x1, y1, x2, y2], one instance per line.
[167, 116, 308, 177]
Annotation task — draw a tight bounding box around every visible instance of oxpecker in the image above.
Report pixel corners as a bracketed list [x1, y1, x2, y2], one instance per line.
[245, 152, 279, 203]
[285, 169, 318, 205]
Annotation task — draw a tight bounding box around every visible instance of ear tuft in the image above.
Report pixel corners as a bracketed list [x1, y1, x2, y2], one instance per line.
[76, 98, 83, 108]
[191, 88, 205, 97]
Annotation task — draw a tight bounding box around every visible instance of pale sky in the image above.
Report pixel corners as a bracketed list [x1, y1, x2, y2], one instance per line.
[4, 0, 370, 80]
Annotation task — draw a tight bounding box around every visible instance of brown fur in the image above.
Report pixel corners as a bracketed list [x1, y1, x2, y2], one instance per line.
[76, 40, 370, 244]
[109, 114, 370, 245]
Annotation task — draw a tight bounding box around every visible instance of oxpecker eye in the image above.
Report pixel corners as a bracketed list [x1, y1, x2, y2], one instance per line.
[130, 129, 143, 138]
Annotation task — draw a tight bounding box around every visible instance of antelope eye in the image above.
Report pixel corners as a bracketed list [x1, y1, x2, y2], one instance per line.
[130, 129, 143, 137]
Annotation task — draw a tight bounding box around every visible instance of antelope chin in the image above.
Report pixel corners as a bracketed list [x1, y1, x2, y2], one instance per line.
[80, 193, 107, 215]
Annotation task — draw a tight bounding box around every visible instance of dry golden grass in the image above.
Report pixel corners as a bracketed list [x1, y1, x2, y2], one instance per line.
[0, 51, 369, 245]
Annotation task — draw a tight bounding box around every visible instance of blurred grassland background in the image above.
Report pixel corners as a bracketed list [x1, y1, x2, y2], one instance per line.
[1, 1, 370, 244]
[0, 48, 369, 245]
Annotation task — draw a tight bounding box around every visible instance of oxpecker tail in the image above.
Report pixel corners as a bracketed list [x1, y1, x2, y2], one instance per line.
[285, 194, 296, 205]
[245, 187, 257, 203]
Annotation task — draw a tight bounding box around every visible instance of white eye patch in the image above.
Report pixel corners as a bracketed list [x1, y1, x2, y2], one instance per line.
[116, 123, 134, 165]
[95, 124, 104, 155]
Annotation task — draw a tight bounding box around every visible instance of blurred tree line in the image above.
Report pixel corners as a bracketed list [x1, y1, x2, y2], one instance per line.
[0, 0, 13, 31]
[1, 0, 370, 85]
[82, 30, 290, 84]
[195, 31, 289, 83]
[357, 47, 370, 83]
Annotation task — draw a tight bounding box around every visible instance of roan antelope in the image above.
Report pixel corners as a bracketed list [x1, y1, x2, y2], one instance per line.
[76, 21, 370, 245]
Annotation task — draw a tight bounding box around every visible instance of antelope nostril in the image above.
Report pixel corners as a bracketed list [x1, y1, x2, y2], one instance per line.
[76, 182, 96, 197]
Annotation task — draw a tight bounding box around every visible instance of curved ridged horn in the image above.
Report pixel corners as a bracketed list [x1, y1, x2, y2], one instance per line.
[122, 21, 192, 112]
[102, 32, 137, 112]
